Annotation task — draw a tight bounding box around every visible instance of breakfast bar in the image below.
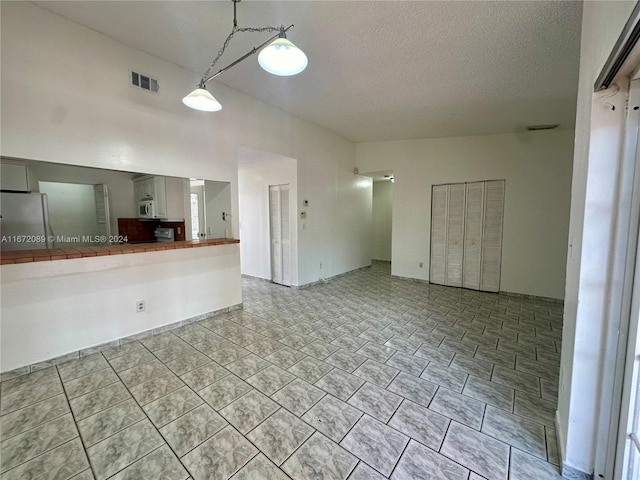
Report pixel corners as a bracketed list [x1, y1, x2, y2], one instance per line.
[0, 238, 239, 264]
[0, 239, 242, 372]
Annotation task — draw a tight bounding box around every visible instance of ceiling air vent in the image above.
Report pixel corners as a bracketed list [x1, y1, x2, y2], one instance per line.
[130, 70, 159, 93]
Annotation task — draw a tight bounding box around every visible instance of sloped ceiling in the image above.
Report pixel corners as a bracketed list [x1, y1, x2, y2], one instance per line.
[33, 1, 582, 142]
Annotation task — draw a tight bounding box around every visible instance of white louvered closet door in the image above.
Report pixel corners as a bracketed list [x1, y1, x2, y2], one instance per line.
[269, 184, 291, 286]
[463, 182, 485, 290]
[430, 185, 448, 285]
[445, 183, 465, 287]
[269, 186, 282, 284]
[279, 186, 291, 286]
[480, 180, 505, 292]
[429, 179, 504, 292]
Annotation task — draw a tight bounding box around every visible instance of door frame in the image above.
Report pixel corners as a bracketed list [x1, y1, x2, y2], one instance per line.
[611, 78, 640, 479]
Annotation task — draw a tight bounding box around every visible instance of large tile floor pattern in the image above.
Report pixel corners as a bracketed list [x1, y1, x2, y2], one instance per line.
[0, 263, 564, 479]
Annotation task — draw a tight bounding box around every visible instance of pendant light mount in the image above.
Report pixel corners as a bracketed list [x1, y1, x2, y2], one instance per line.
[182, 0, 307, 112]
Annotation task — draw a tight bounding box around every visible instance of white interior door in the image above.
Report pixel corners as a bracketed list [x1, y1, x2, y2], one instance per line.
[430, 184, 448, 285]
[445, 183, 465, 287]
[430, 179, 504, 292]
[280, 186, 291, 286]
[463, 181, 485, 290]
[269, 184, 291, 286]
[480, 180, 505, 292]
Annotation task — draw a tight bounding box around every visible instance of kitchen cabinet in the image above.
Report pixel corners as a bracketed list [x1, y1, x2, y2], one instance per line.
[133, 175, 185, 220]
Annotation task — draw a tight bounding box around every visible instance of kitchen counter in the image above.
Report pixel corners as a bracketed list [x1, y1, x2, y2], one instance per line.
[0, 238, 239, 264]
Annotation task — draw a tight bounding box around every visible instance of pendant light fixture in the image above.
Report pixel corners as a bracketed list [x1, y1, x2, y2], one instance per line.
[258, 27, 308, 76]
[182, 0, 307, 112]
[182, 84, 222, 112]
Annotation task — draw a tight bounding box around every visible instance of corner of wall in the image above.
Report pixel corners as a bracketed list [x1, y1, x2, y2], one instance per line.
[556, 409, 567, 470]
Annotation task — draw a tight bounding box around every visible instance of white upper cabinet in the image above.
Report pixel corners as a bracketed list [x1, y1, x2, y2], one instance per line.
[133, 175, 185, 220]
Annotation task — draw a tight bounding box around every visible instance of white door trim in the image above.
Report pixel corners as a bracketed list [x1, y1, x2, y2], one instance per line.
[611, 78, 640, 479]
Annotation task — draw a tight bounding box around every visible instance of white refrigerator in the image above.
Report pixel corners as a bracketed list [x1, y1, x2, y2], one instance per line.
[0, 192, 52, 250]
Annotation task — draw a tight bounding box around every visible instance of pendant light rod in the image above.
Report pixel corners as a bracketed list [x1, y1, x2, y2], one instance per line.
[233, 0, 238, 28]
[202, 24, 294, 84]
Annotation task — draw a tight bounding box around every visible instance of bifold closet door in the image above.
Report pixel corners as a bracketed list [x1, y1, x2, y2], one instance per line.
[462, 182, 484, 290]
[445, 183, 465, 287]
[430, 185, 448, 285]
[429, 179, 504, 292]
[430, 183, 465, 288]
[480, 180, 504, 292]
[269, 184, 291, 286]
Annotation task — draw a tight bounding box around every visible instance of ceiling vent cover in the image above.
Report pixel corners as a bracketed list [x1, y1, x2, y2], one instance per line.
[130, 70, 159, 93]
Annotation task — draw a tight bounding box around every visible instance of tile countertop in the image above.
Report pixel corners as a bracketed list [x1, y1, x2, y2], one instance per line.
[0, 238, 240, 265]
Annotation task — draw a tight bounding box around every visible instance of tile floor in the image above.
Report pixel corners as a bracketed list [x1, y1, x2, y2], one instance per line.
[0, 263, 564, 480]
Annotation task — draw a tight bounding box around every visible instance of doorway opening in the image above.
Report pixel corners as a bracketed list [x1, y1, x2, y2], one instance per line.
[237, 145, 298, 286]
[372, 177, 393, 264]
[38, 181, 110, 246]
[189, 179, 232, 240]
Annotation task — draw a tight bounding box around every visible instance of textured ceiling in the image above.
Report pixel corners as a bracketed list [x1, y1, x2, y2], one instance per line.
[32, 1, 582, 143]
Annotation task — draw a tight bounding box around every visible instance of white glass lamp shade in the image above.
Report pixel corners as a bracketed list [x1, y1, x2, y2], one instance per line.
[182, 87, 222, 112]
[258, 37, 308, 76]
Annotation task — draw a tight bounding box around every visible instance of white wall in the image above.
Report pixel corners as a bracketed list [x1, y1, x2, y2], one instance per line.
[372, 181, 393, 261]
[356, 129, 574, 299]
[1, 245, 241, 371]
[1, 2, 234, 186]
[0, 2, 370, 369]
[558, 1, 638, 476]
[296, 165, 373, 285]
[1, 1, 367, 280]
[238, 152, 298, 285]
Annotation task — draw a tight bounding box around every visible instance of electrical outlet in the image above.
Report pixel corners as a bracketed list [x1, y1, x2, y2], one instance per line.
[136, 300, 145, 312]
[419, 262, 424, 268]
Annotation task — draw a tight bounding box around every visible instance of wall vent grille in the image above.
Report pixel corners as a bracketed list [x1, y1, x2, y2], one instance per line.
[130, 70, 159, 93]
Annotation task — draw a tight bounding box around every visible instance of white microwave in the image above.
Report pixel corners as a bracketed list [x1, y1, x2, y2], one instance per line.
[138, 199, 156, 219]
